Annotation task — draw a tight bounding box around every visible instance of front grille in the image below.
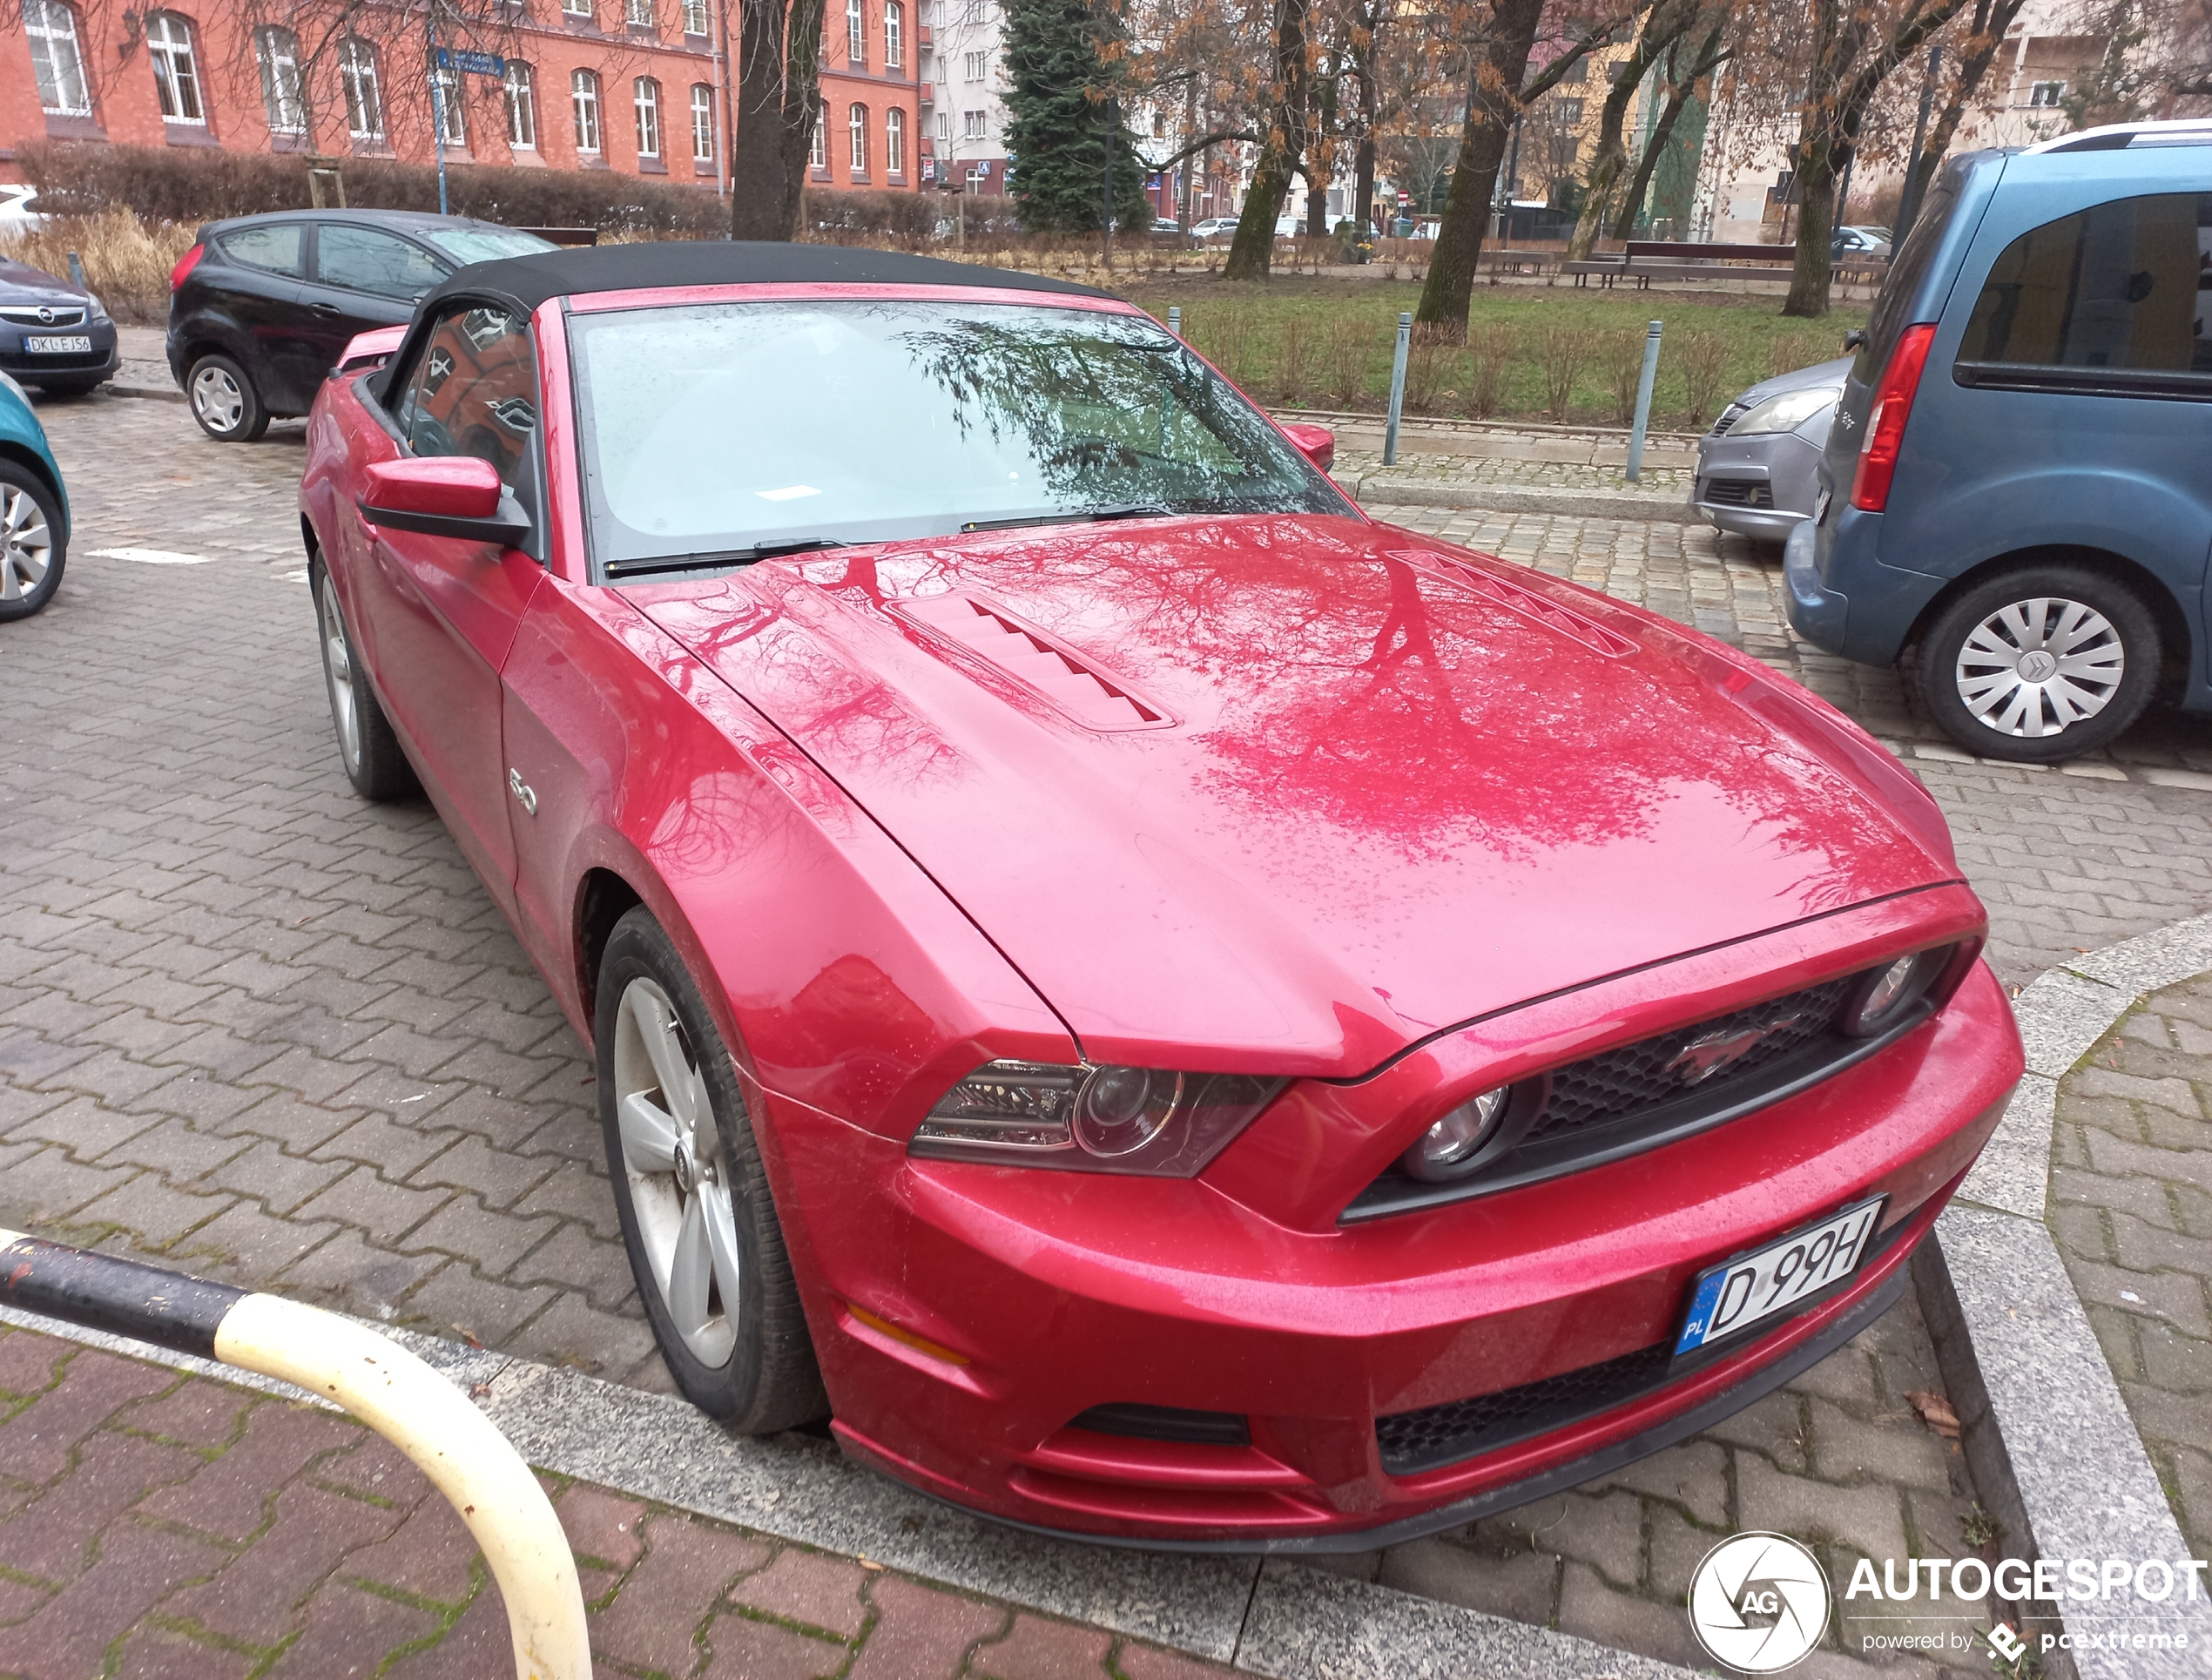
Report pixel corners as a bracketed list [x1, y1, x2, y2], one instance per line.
[1374, 1217, 1910, 1475]
[1701, 477, 1774, 508]
[1378, 1343, 1671, 1474]
[1342, 971, 1897, 1222]
[0, 307, 87, 327]
[1526, 977, 1851, 1146]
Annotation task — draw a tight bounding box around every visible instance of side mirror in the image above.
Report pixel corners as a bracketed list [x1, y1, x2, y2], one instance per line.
[358, 455, 530, 545]
[1281, 422, 1336, 474]
[1843, 328, 1868, 353]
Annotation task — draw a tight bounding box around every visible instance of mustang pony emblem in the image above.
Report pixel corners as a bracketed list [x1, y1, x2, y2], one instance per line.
[1664, 1013, 1807, 1085]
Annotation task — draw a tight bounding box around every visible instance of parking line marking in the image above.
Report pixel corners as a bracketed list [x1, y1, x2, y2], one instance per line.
[87, 546, 215, 565]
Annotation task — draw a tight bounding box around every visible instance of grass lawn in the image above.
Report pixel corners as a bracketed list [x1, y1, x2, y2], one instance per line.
[1113, 274, 1869, 434]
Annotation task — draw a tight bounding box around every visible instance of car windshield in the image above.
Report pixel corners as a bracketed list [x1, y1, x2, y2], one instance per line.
[420, 226, 560, 265]
[566, 298, 1352, 571]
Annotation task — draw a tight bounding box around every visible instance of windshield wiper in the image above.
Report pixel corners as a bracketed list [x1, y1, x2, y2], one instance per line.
[604, 537, 848, 578]
[960, 503, 1175, 534]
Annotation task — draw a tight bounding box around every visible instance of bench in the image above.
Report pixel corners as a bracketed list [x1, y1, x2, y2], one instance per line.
[1566, 240, 1797, 289]
[1481, 246, 1559, 279]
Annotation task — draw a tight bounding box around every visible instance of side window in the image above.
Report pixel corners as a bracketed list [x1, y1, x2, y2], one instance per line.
[317, 225, 447, 301]
[1957, 192, 2211, 374]
[395, 307, 542, 509]
[215, 222, 305, 277]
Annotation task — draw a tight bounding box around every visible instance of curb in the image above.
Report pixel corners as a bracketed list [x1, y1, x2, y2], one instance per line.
[1923, 916, 2212, 1680]
[1352, 475, 1698, 523]
[107, 381, 184, 405]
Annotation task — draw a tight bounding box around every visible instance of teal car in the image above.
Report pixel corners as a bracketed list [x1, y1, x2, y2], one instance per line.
[0, 369, 67, 619]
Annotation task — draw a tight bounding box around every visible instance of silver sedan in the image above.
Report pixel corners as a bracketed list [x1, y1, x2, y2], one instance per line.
[1694, 356, 1851, 541]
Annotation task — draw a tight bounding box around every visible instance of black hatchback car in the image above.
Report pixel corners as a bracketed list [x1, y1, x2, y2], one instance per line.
[165, 210, 555, 441]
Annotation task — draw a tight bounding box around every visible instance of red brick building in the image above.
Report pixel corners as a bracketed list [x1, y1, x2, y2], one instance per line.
[0, 0, 922, 201]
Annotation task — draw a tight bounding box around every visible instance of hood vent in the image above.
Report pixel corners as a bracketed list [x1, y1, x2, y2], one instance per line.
[891, 592, 1177, 732]
[1393, 552, 1639, 659]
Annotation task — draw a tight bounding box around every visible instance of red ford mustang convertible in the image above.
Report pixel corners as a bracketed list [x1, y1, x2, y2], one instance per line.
[299, 244, 2022, 1549]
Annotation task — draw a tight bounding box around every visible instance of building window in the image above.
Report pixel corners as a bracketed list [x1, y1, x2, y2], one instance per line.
[963, 49, 984, 78]
[1554, 97, 1583, 125]
[885, 105, 904, 174]
[255, 26, 305, 132]
[691, 84, 715, 160]
[849, 102, 868, 172]
[2029, 79, 2066, 106]
[564, 0, 592, 16]
[847, 0, 866, 64]
[626, 0, 653, 24]
[635, 77, 661, 156]
[505, 61, 537, 147]
[1151, 109, 1163, 138]
[811, 99, 827, 169]
[341, 37, 383, 139]
[435, 64, 467, 145]
[27, 2, 91, 116]
[573, 69, 602, 151]
[962, 0, 982, 21]
[885, 1, 902, 66]
[683, 0, 710, 30]
[963, 108, 985, 139]
[936, 110, 949, 142]
[147, 13, 204, 123]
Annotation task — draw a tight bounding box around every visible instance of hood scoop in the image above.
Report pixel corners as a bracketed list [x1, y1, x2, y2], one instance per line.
[891, 591, 1177, 733]
[1392, 551, 1640, 659]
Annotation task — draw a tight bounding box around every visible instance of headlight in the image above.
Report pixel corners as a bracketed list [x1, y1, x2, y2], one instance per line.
[85, 292, 108, 321]
[910, 1060, 1285, 1177]
[1727, 386, 1840, 436]
[1840, 947, 1951, 1038]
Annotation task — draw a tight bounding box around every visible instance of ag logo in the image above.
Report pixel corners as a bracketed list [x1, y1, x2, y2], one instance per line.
[1687, 1532, 1830, 1672]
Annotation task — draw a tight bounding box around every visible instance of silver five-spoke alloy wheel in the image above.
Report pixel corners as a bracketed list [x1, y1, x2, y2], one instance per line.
[0, 481, 51, 603]
[1954, 596, 2125, 739]
[318, 577, 361, 773]
[191, 362, 246, 434]
[614, 976, 743, 1366]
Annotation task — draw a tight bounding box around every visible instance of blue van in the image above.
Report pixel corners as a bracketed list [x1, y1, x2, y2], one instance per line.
[1785, 121, 2212, 762]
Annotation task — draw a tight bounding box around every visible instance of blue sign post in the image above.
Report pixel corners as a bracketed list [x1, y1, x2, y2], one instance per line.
[436, 47, 507, 77]
[429, 46, 505, 216]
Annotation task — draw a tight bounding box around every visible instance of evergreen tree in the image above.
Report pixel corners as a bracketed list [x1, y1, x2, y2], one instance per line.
[1001, 0, 1150, 234]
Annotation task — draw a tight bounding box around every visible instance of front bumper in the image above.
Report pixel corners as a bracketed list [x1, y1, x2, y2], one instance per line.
[0, 320, 118, 386]
[762, 957, 2021, 1547]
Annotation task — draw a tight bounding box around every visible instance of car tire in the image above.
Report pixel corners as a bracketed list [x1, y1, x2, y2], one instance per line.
[1914, 564, 2160, 764]
[596, 907, 827, 1432]
[311, 557, 416, 800]
[0, 461, 65, 622]
[186, 353, 269, 442]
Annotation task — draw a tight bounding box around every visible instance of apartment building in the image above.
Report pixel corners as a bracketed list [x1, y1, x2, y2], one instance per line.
[0, 0, 920, 199]
[918, 0, 1012, 193]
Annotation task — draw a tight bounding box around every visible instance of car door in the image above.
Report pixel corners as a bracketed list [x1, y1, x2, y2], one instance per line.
[298, 222, 449, 386]
[202, 221, 321, 412]
[359, 303, 546, 914]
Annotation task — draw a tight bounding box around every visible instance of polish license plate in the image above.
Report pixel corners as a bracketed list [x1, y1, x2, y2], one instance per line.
[25, 335, 91, 354]
[1675, 1196, 1885, 1356]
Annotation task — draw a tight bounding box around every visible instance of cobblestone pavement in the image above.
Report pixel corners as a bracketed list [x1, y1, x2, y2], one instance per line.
[2051, 977, 2212, 1563]
[7, 396, 2212, 1676]
[1336, 447, 1695, 496]
[0, 1323, 1228, 1680]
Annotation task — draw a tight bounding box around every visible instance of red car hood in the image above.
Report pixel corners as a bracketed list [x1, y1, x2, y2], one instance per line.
[631, 515, 1959, 1076]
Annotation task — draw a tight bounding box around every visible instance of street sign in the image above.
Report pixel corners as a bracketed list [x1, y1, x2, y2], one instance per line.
[435, 47, 506, 77]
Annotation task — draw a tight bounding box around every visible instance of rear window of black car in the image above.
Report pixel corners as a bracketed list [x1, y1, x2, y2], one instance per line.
[217, 223, 305, 277]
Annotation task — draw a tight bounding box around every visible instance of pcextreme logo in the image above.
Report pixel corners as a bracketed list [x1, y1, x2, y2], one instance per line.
[1688, 1533, 1831, 1673]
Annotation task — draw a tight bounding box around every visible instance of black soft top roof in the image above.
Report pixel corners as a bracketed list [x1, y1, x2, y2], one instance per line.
[422, 239, 1113, 317]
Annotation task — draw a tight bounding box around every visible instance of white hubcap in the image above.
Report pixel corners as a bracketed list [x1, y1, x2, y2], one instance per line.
[192, 365, 245, 431]
[319, 577, 361, 771]
[614, 978, 740, 1366]
[1956, 597, 2125, 739]
[0, 484, 51, 601]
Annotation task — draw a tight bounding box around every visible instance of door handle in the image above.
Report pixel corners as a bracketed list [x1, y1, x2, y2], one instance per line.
[508, 768, 538, 817]
[310, 302, 345, 317]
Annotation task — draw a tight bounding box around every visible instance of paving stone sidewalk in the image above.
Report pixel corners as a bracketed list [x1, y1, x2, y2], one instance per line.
[2049, 975, 2212, 1563]
[0, 1322, 1229, 1680]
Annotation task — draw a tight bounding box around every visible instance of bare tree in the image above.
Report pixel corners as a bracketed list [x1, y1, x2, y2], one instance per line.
[1563, 0, 1705, 260]
[730, 0, 833, 239]
[1223, 0, 1311, 278]
[1609, 14, 1728, 236]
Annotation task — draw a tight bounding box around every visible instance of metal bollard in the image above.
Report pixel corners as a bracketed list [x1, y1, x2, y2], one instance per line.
[0, 1231, 590, 1680]
[1167, 305, 1181, 338]
[1384, 311, 1412, 466]
[1625, 320, 1662, 484]
[67, 251, 85, 289]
